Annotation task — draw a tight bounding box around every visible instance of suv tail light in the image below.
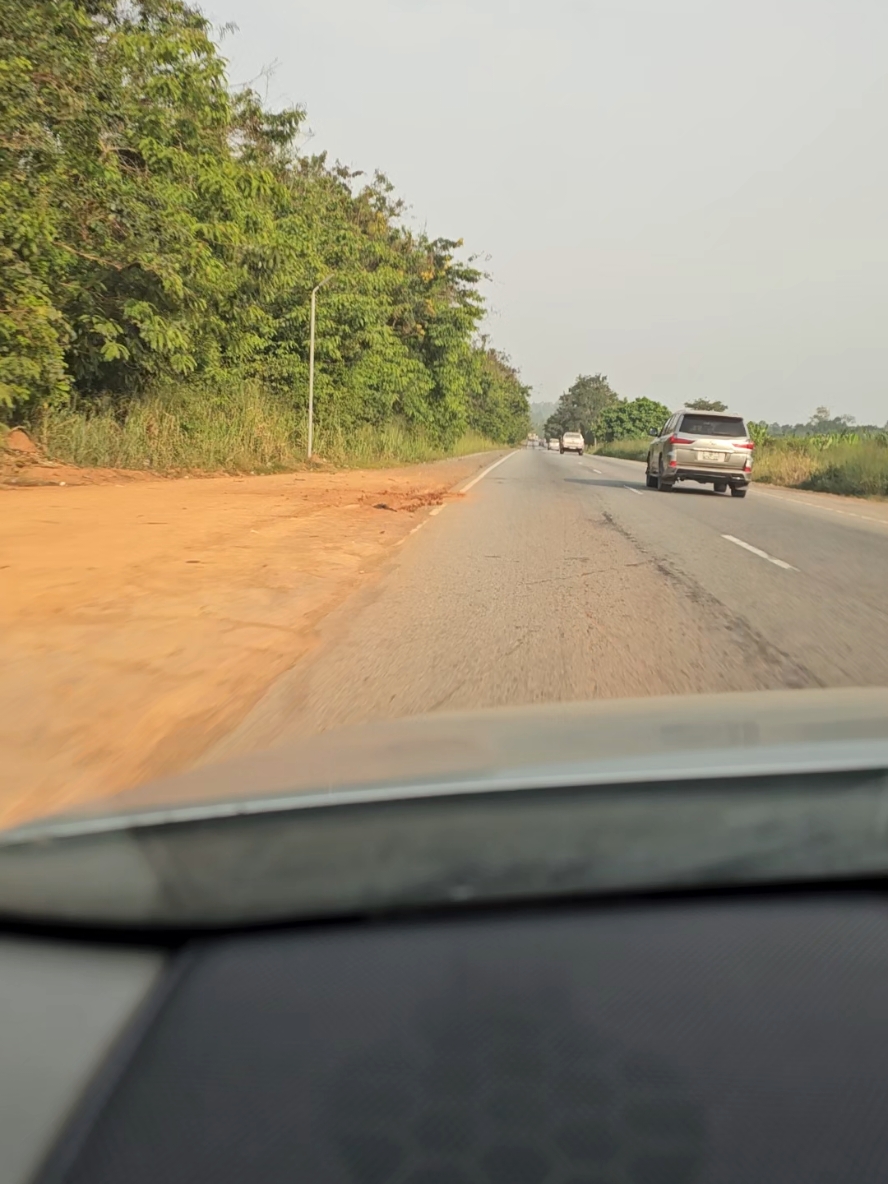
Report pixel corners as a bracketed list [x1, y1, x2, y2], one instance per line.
[670, 435, 693, 445]
[738, 440, 755, 450]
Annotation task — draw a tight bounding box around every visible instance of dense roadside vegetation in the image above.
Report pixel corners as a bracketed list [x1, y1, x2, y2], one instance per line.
[0, 0, 529, 470]
[749, 406, 888, 497]
[751, 434, 888, 497]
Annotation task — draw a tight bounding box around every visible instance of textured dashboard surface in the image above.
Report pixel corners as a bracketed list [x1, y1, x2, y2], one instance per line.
[41, 894, 888, 1184]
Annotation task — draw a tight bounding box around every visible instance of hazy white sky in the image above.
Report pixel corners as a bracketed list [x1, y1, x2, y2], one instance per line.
[204, 0, 888, 423]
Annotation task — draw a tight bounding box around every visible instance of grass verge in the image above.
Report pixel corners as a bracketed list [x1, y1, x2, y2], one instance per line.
[592, 438, 650, 462]
[754, 439, 888, 498]
[317, 423, 495, 468]
[34, 384, 500, 473]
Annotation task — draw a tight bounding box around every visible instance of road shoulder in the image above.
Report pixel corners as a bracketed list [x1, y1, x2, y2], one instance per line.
[0, 451, 508, 828]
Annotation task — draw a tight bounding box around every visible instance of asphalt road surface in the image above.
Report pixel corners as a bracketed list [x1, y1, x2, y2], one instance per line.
[213, 447, 888, 759]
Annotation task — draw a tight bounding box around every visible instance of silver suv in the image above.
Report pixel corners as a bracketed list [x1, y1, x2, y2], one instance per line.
[646, 410, 753, 497]
[560, 431, 585, 455]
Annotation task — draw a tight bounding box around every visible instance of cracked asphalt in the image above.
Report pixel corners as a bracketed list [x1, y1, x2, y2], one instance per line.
[210, 446, 888, 761]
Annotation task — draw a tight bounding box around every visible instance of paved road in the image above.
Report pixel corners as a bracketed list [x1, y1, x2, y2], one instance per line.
[213, 447, 888, 758]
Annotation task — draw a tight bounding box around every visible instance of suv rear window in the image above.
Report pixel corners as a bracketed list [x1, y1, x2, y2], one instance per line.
[679, 414, 746, 437]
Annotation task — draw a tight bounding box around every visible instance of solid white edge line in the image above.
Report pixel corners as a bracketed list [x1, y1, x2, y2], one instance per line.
[396, 451, 516, 544]
[722, 534, 796, 570]
[460, 450, 517, 493]
[624, 485, 644, 496]
[754, 488, 888, 529]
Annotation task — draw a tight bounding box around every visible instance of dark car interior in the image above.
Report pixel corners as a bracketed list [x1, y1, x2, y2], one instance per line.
[6, 877, 888, 1184]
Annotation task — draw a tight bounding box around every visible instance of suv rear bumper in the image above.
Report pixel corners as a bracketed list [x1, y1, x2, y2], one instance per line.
[672, 467, 749, 485]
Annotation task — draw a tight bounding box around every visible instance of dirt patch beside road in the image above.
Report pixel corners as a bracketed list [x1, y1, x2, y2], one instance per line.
[0, 453, 500, 829]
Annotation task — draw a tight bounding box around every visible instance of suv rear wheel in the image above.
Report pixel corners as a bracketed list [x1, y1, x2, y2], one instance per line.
[714, 481, 727, 494]
[730, 486, 748, 499]
[645, 457, 658, 488]
[657, 462, 674, 492]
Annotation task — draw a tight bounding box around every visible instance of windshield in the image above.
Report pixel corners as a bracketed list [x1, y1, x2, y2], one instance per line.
[2, 0, 888, 926]
[679, 415, 747, 437]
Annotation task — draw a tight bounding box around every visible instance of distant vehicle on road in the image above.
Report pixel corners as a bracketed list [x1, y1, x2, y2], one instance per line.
[646, 410, 752, 497]
[560, 431, 585, 455]
[547, 438, 560, 451]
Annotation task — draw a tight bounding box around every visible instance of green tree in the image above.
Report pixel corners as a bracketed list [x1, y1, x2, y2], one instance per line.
[466, 341, 530, 444]
[684, 399, 727, 412]
[597, 397, 671, 441]
[544, 373, 618, 440]
[1, 0, 302, 409]
[0, 0, 529, 450]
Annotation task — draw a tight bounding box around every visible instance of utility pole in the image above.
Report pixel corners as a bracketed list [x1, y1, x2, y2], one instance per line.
[307, 274, 334, 459]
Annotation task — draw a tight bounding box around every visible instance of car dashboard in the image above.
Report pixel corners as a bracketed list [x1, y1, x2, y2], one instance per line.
[5, 885, 888, 1184]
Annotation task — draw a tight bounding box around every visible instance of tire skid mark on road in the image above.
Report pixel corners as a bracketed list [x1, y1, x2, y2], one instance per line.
[525, 560, 648, 586]
[600, 510, 823, 690]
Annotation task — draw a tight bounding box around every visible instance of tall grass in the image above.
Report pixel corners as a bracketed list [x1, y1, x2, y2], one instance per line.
[40, 384, 304, 471]
[36, 384, 500, 473]
[755, 437, 888, 497]
[592, 438, 650, 462]
[317, 422, 495, 468]
[750, 441, 819, 488]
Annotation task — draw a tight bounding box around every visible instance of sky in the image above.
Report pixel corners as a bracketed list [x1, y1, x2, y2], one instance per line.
[203, 0, 888, 424]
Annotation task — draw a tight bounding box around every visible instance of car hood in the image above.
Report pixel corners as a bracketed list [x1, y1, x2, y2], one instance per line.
[12, 687, 888, 834]
[2, 689, 888, 927]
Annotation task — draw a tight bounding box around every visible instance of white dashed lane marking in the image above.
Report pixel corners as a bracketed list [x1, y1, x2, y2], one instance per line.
[722, 534, 796, 570]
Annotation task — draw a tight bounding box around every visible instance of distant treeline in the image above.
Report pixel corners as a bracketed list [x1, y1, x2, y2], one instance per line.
[0, 0, 529, 449]
[766, 408, 887, 438]
[541, 380, 885, 446]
